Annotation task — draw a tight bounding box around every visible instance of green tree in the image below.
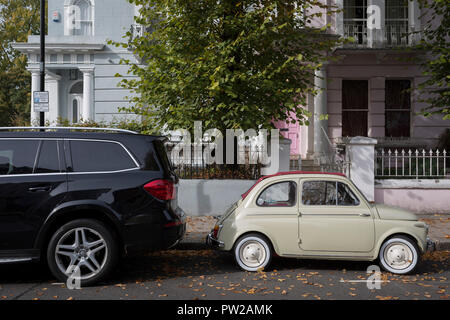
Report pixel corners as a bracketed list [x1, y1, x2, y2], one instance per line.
[414, 0, 450, 120]
[113, 0, 344, 133]
[0, 0, 42, 126]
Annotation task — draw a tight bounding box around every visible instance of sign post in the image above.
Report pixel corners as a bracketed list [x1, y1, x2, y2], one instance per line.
[40, 0, 46, 127]
[33, 91, 49, 113]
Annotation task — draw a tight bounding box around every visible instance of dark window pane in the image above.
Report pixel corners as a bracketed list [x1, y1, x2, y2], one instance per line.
[302, 181, 337, 206]
[342, 111, 368, 137]
[337, 182, 360, 206]
[257, 181, 296, 207]
[342, 80, 368, 110]
[0, 140, 39, 175]
[386, 80, 411, 110]
[35, 141, 60, 173]
[70, 140, 136, 172]
[385, 111, 410, 137]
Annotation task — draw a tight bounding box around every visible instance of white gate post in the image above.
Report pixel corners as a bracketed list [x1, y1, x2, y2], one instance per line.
[346, 136, 378, 201]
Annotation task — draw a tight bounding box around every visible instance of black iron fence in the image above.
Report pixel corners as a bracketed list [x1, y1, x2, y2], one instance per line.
[165, 142, 265, 179]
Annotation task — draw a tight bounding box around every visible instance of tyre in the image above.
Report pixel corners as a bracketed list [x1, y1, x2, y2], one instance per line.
[47, 219, 119, 287]
[378, 235, 420, 274]
[234, 233, 272, 272]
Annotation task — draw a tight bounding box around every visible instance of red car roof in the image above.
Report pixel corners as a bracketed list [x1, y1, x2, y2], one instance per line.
[241, 171, 346, 200]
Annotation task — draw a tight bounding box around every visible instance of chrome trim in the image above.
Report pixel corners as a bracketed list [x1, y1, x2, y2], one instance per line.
[0, 137, 141, 175]
[0, 126, 138, 134]
[0, 257, 33, 264]
[426, 237, 436, 252]
[206, 233, 225, 248]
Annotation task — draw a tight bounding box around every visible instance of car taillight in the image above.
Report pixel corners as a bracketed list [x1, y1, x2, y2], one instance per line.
[144, 179, 175, 200]
[212, 225, 220, 238]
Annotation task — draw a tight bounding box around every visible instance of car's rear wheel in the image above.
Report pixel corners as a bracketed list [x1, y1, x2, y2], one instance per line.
[378, 235, 420, 274]
[234, 233, 272, 272]
[47, 219, 119, 287]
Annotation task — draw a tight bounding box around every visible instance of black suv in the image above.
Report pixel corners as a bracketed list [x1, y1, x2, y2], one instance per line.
[0, 127, 185, 286]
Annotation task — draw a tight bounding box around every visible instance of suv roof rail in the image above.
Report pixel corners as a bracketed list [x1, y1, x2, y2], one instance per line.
[0, 126, 138, 134]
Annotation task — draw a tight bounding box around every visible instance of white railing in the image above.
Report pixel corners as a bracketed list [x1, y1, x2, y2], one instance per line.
[375, 148, 448, 179]
[342, 23, 422, 48]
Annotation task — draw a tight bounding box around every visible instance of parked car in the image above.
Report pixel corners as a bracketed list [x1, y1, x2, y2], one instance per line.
[207, 171, 435, 274]
[0, 127, 185, 286]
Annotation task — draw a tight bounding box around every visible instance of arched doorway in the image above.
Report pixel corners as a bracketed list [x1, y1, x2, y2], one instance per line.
[68, 81, 83, 123]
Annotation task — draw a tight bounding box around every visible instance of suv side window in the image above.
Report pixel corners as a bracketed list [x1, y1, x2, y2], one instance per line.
[256, 181, 297, 207]
[69, 140, 137, 173]
[302, 181, 360, 206]
[0, 140, 39, 175]
[35, 140, 60, 173]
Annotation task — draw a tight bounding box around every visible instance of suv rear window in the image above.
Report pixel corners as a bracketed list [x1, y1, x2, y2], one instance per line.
[0, 140, 39, 175]
[69, 140, 137, 173]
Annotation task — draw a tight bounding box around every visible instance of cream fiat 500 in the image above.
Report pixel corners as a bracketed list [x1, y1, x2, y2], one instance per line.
[207, 171, 435, 274]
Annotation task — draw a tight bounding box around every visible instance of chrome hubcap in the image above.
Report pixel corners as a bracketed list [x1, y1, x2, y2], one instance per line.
[384, 242, 413, 270]
[55, 227, 108, 280]
[239, 240, 266, 268]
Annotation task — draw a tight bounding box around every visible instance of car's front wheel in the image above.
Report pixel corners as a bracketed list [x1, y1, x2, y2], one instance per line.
[234, 233, 272, 272]
[47, 219, 119, 287]
[378, 235, 420, 274]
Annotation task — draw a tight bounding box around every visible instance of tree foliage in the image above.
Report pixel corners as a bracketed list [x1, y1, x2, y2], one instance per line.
[0, 0, 42, 126]
[113, 0, 343, 132]
[415, 0, 450, 120]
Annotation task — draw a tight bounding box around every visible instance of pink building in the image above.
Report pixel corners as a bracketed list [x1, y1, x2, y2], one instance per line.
[278, 0, 448, 162]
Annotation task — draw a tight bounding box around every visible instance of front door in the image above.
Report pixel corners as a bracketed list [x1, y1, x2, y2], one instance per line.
[298, 178, 375, 253]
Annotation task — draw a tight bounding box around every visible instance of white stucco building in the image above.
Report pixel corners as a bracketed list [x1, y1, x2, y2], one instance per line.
[13, 0, 140, 125]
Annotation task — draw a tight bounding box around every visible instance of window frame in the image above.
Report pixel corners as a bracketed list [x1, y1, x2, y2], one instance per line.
[256, 180, 297, 208]
[342, 79, 369, 137]
[300, 179, 361, 207]
[384, 79, 412, 138]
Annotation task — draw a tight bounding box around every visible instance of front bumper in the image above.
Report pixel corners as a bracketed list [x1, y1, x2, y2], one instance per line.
[206, 232, 225, 248]
[426, 237, 436, 252]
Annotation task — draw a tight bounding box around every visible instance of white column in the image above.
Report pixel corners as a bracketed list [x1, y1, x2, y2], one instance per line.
[313, 67, 328, 158]
[80, 68, 94, 121]
[29, 68, 40, 126]
[346, 137, 378, 201]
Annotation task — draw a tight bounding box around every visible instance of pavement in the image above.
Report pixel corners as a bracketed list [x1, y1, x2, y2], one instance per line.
[179, 214, 450, 250]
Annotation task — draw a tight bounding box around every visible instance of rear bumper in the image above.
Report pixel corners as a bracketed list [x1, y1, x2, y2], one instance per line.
[124, 208, 186, 253]
[206, 232, 225, 249]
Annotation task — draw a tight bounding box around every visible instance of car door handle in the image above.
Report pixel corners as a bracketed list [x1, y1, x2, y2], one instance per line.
[28, 186, 51, 192]
[359, 213, 371, 217]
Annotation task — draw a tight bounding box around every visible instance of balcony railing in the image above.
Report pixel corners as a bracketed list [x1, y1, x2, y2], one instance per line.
[342, 23, 422, 48]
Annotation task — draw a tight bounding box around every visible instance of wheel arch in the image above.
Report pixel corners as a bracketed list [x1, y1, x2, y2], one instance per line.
[232, 230, 278, 255]
[34, 202, 124, 257]
[375, 231, 423, 257]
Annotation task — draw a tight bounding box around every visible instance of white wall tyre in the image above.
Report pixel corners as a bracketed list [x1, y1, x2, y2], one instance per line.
[379, 235, 420, 275]
[234, 233, 272, 272]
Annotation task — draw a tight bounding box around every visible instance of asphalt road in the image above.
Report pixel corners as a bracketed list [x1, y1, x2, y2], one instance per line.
[0, 248, 448, 301]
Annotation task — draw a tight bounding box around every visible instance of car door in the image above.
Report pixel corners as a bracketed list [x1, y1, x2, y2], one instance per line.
[298, 178, 375, 253]
[248, 179, 301, 256]
[0, 139, 67, 251]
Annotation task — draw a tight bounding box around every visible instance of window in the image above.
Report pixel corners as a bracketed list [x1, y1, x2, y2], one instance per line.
[385, 80, 411, 137]
[70, 140, 137, 173]
[0, 140, 39, 175]
[342, 80, 368, 137]
[35, 141, 60, 174]
[256, 181, 296, 207]
[337, 182, 360, 206]
[385, 0, 409, 45]
[343, 0, 368, 45]
[302, 181, 360, 206]
[65, 0, 94, 36]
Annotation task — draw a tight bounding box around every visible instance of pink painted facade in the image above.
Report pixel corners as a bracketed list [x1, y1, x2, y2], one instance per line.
[276, 0, 449, 158]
